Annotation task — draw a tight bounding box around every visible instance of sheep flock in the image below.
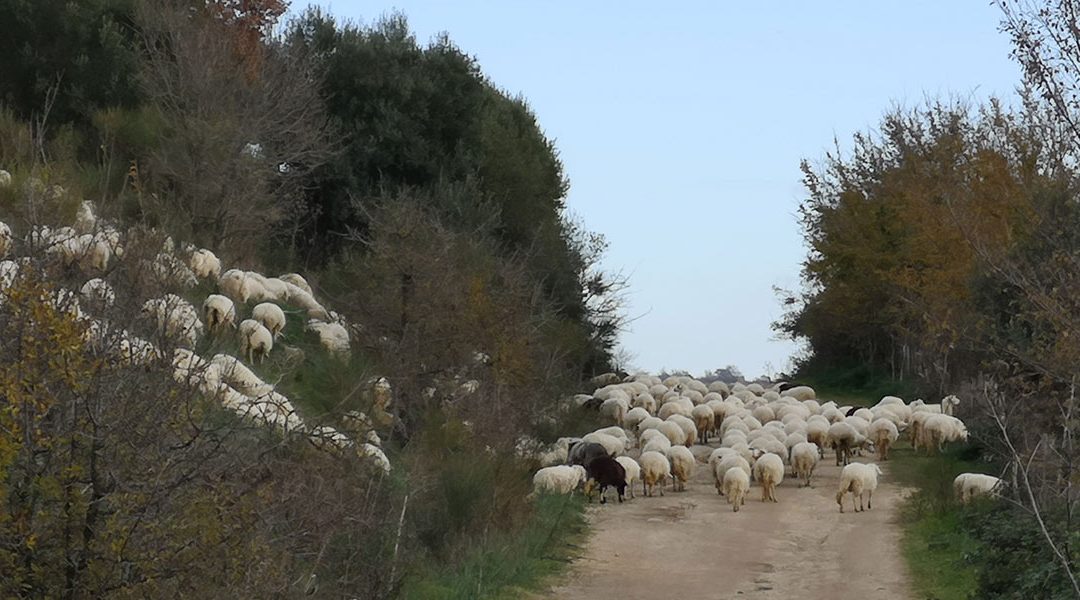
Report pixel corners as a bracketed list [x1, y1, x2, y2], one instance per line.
[0, 193, 390, 475]
[522, 373, 994, 512]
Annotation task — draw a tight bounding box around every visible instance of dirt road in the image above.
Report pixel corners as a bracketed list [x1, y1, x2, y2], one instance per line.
[545, 451, 913, 600]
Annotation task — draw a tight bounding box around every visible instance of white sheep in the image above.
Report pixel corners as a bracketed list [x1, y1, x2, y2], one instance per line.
[0, 221, 11, 257]
[202, 294, 237, 332]
[713, 454, 751, 495]
[581, 432, 624, 457]
[74, 200, 96, 234]
[868, 418, 899, 461]
[837, 462, 883, 513]
[724, 466, 750, 512]
[79, 278, 115, 309]
[624, 406, 651, 430]
[665, 445, 695, 492]
[279, 272, 313, 295]
[0, 259, 20, 290]
[189, 248, 222, 280]
[657, 420, 688, 447]
[919, 414, 968, 454]
[142, 294, 203, 347]
[306, 319, 350, 357]
[599, 396, 629, 426]
[615, 456, 641, 499]
[942, 394, 961, 417]
[954, 473, 1002, 504]
[667, 414, 698, 446]
[640, 434, 672, 456]
[632, 392, 657, 414]
[238, 318, 273, 364]
[211, 353, 273, 397]
[827, 421, 871, 466]
[790, 442, 819, 487]
[691, 404, 715, 442]
[360, 443, 391, 474]
[638, 450, 671, 497]
[0, 170, 11, 187]
[532, 465, 587, 495]
[146, 253, 198, 288]
[752, 452, 784, 502]
[252, 302, 286, 339]
[658, 400, 691, 420]
[780, 385, 816, 401]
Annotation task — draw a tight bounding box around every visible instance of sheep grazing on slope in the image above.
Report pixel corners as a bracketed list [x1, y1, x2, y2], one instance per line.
[278, 272, 313, 295]
[79, 278, 115, 310]
[753, 452, 784, 502]
[210, 353, 273, 397]
[142, 294, 203, 347]
[0, 221, 11, 257]
[954, 473, 1002, 504]
[583, 455, 628, 503]
[306, 319, 350, 358]
[638, 450, 671, 497]
[189, 248, 221, 280]
[532, 465, 587, 496]
[837, 462, 883, 513]
[614, 456, 640, 499]
[790, 442, 820, 487]
[0, 170, 10, 188]
[238, 319, 273, 364]
[252, 302, 286, 339]
[73, 200, 97, 234]
[724, 466, 750, 512]
[202, 294, 237, 332]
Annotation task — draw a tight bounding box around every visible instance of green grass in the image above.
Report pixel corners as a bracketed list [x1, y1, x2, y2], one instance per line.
[885, 441, 991, 600]
[400, 492, 588, 600]
[797, 375, 988, 600]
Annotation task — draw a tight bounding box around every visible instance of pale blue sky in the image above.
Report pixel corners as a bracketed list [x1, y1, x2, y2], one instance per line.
[305, 1, 1022, 378]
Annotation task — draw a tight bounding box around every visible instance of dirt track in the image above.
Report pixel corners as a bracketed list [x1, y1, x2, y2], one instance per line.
[545, 450, 913, 600]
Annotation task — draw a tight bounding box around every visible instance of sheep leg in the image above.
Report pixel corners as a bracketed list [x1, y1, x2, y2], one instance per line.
[867, 489, 873, 510]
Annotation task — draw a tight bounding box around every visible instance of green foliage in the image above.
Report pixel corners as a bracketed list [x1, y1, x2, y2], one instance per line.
[963, 503, 1079, 599]
[0, 0, 141, 128]
[781, 99, 1064, 391]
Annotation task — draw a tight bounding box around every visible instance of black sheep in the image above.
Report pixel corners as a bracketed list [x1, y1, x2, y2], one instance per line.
[584, 455, 627, 503]
[568, 441, 609, 467]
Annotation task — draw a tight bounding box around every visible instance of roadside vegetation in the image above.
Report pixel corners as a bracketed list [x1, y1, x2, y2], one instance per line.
[0, 1, 619, 597]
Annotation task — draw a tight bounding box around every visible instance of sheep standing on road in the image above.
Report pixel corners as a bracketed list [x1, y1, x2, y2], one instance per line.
[753, 452, 784, 502]
[724, 467, 750, 512]
[584, 455, 628, 503]
[639, 451, 671, 497]
[615, 456, 641, 499]
[790, 442, 819, 487]
[837, 462, 883, 513]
